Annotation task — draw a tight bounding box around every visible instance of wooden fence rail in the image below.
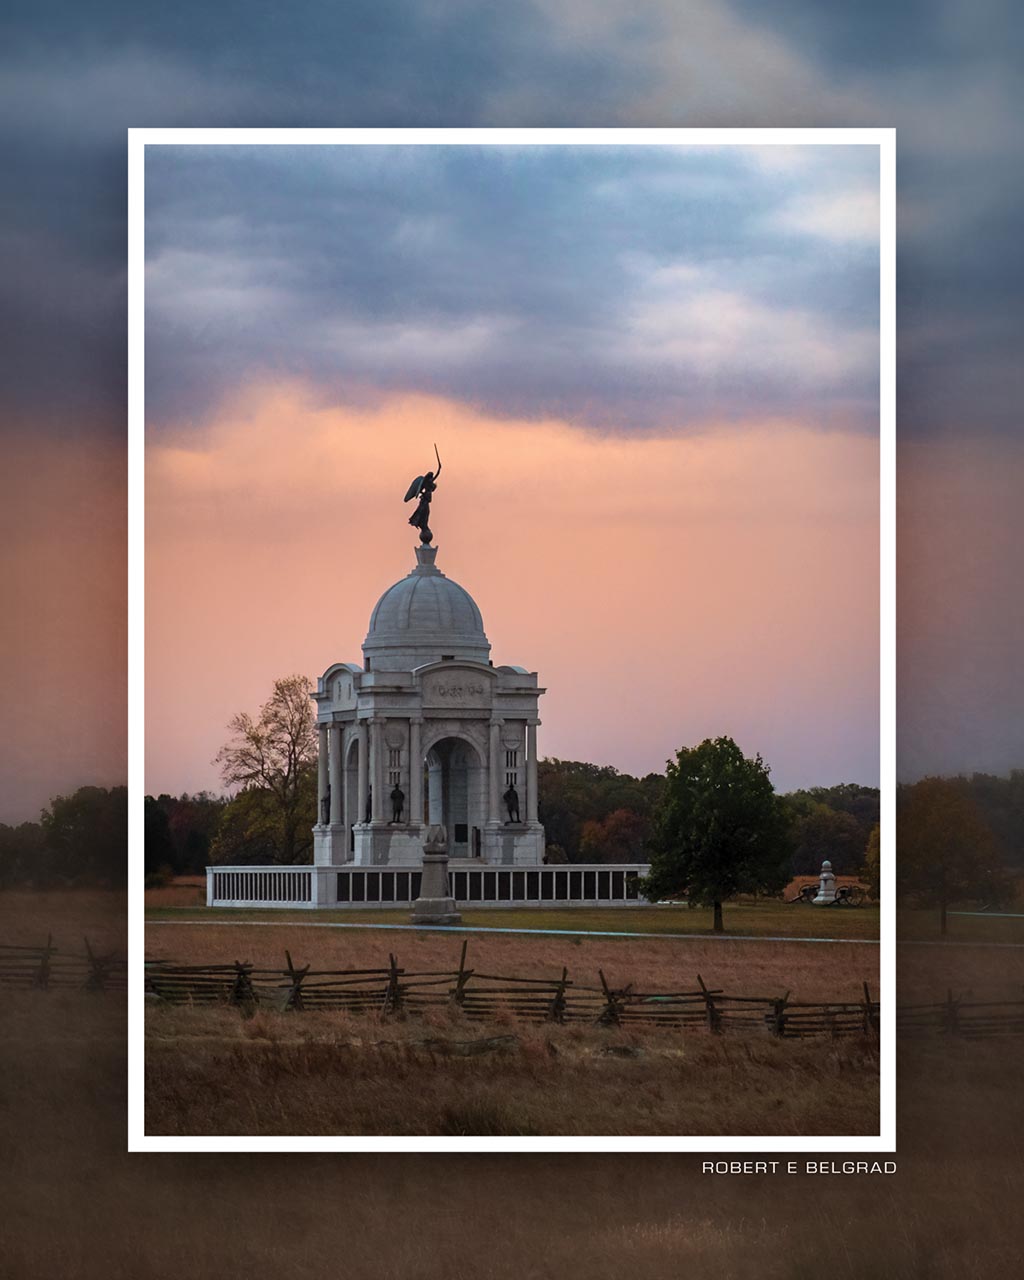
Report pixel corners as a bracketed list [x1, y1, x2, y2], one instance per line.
[7, 936, 1024, 1041]
[0, 939, 127, 993]
[140, 949, 880, 1038]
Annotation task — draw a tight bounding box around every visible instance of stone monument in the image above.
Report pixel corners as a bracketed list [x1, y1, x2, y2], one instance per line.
[812, 859, 837, 905]
[410, 824, 462, 925]
[311, 450, 546, 869]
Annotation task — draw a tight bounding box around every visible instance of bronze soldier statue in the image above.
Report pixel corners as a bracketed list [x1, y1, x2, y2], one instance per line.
[390, 784, 405, 823]
[404, 444, 442, 544]
[503, 785, 521, 824]
[320, 786, 331, 826]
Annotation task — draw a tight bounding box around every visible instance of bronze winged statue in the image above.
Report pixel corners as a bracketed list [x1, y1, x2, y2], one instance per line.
[404, 444, 442, 544]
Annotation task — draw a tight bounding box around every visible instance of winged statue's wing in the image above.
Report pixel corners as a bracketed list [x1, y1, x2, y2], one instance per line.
[404, 475, 425, 502]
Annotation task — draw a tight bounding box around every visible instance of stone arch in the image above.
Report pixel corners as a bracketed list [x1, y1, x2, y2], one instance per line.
[421, 732, 486, 859]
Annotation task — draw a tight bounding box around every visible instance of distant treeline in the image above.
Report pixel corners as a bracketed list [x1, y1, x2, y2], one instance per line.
[540, 761, 879, 875]
[0, 786, 127, 889]
[16, 768, 1024, 891]
[953, 772, 1024, 871]
[1, 766, 882, 888]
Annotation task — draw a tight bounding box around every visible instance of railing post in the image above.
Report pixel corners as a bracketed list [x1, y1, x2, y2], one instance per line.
[772, 991, 790, 1038]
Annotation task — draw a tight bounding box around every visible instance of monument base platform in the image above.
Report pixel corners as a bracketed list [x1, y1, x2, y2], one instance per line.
[410, 900, 462, 925]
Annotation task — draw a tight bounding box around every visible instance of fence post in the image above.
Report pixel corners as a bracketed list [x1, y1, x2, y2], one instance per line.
[598, 970, 621, 1026]
[34, 933, 54, 990]
[944, 987, 960, 1036]
[862, 982, 877, 1036]
[549, 967, 569, 1023]
[772, 991, 790, 1038]
[284, 950, 309, 1012]
[382, 953, 403, 1018]
[697, 974, 722, 1034]
[83, 937, 111, 992]
[452, 939, 471, 1007]
[231, 960, 256, 1013]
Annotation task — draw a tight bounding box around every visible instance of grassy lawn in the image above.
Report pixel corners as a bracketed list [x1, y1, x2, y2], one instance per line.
[898, 907, 1024, 945]
[145, 900, 880, 940]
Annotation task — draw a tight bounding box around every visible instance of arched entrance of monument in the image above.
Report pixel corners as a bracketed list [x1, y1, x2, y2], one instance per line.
[424, 736, 485, 860]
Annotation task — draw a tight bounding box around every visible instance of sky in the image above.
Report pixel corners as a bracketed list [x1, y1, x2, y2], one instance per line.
[1, 0, 1022, 821]
[144, 143, 880, 797]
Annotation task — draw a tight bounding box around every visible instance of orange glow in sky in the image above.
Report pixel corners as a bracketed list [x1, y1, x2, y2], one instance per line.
[146, 382, 879, 795]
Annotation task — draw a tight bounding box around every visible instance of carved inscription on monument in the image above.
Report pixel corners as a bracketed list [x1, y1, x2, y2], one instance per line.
[423, 673, 490, 707]
[436, 681, 486, 699]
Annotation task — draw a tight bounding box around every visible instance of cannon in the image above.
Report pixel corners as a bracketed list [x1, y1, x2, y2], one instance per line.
[789, 882, 866, 906]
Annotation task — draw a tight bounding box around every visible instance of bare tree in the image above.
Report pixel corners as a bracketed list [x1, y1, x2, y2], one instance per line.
[213, 675, 317, 865]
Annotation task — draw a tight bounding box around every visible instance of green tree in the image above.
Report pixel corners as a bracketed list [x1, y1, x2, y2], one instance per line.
[782, 796, 866, 875]
[642, 737, 792, 933]
[212, 675, 317, 865]
[964, 771, 1024, 873]
[39, 786, 128, 886]
[897, 776, 1009, 934]
[144, 796, 177, 877]
[863, 822, 880, 899]
[0, 821, 44, 888]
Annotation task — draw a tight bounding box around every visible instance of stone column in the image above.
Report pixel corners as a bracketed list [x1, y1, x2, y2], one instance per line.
[356, 721, 368, 823]
[371, 717, 385, 822]
[427, 753, 444, 824]
[329, 723, 343, 824]
[527, 720, 540, 823]
[409, 717, 423, 824]
[317, 724, 329, 824]
[488, 719, 502, 822]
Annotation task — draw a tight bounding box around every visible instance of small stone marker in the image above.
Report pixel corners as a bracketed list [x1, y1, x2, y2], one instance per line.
[812, 859, 837, 905]
[410, 824, 462, 925]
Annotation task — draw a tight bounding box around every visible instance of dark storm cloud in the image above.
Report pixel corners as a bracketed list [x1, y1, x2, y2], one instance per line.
[143, 144, 879, 432]
[0, 0, 1016, 439]
[0, 1, 620, 431]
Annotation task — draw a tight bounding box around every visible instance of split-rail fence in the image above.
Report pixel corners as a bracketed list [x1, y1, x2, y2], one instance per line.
[6, 937, 1024, 1041]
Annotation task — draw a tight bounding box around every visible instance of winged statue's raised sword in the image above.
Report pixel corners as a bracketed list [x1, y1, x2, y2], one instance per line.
[404, 444, 442, 545]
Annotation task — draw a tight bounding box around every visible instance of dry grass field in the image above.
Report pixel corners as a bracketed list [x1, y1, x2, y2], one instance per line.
[145, 1000, 880, 1137]
[4, 890, 1024, 1276]
[143, 909, 882, 1137]
[145, 918, 878, 1001]
[144, 876, 206, 909]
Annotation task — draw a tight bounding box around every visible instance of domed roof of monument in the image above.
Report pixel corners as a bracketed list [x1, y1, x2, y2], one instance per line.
[363, 544, 491, 670]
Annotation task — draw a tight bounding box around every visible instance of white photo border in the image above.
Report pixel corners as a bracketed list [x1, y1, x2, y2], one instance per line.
[128, 126, 896, 1154]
